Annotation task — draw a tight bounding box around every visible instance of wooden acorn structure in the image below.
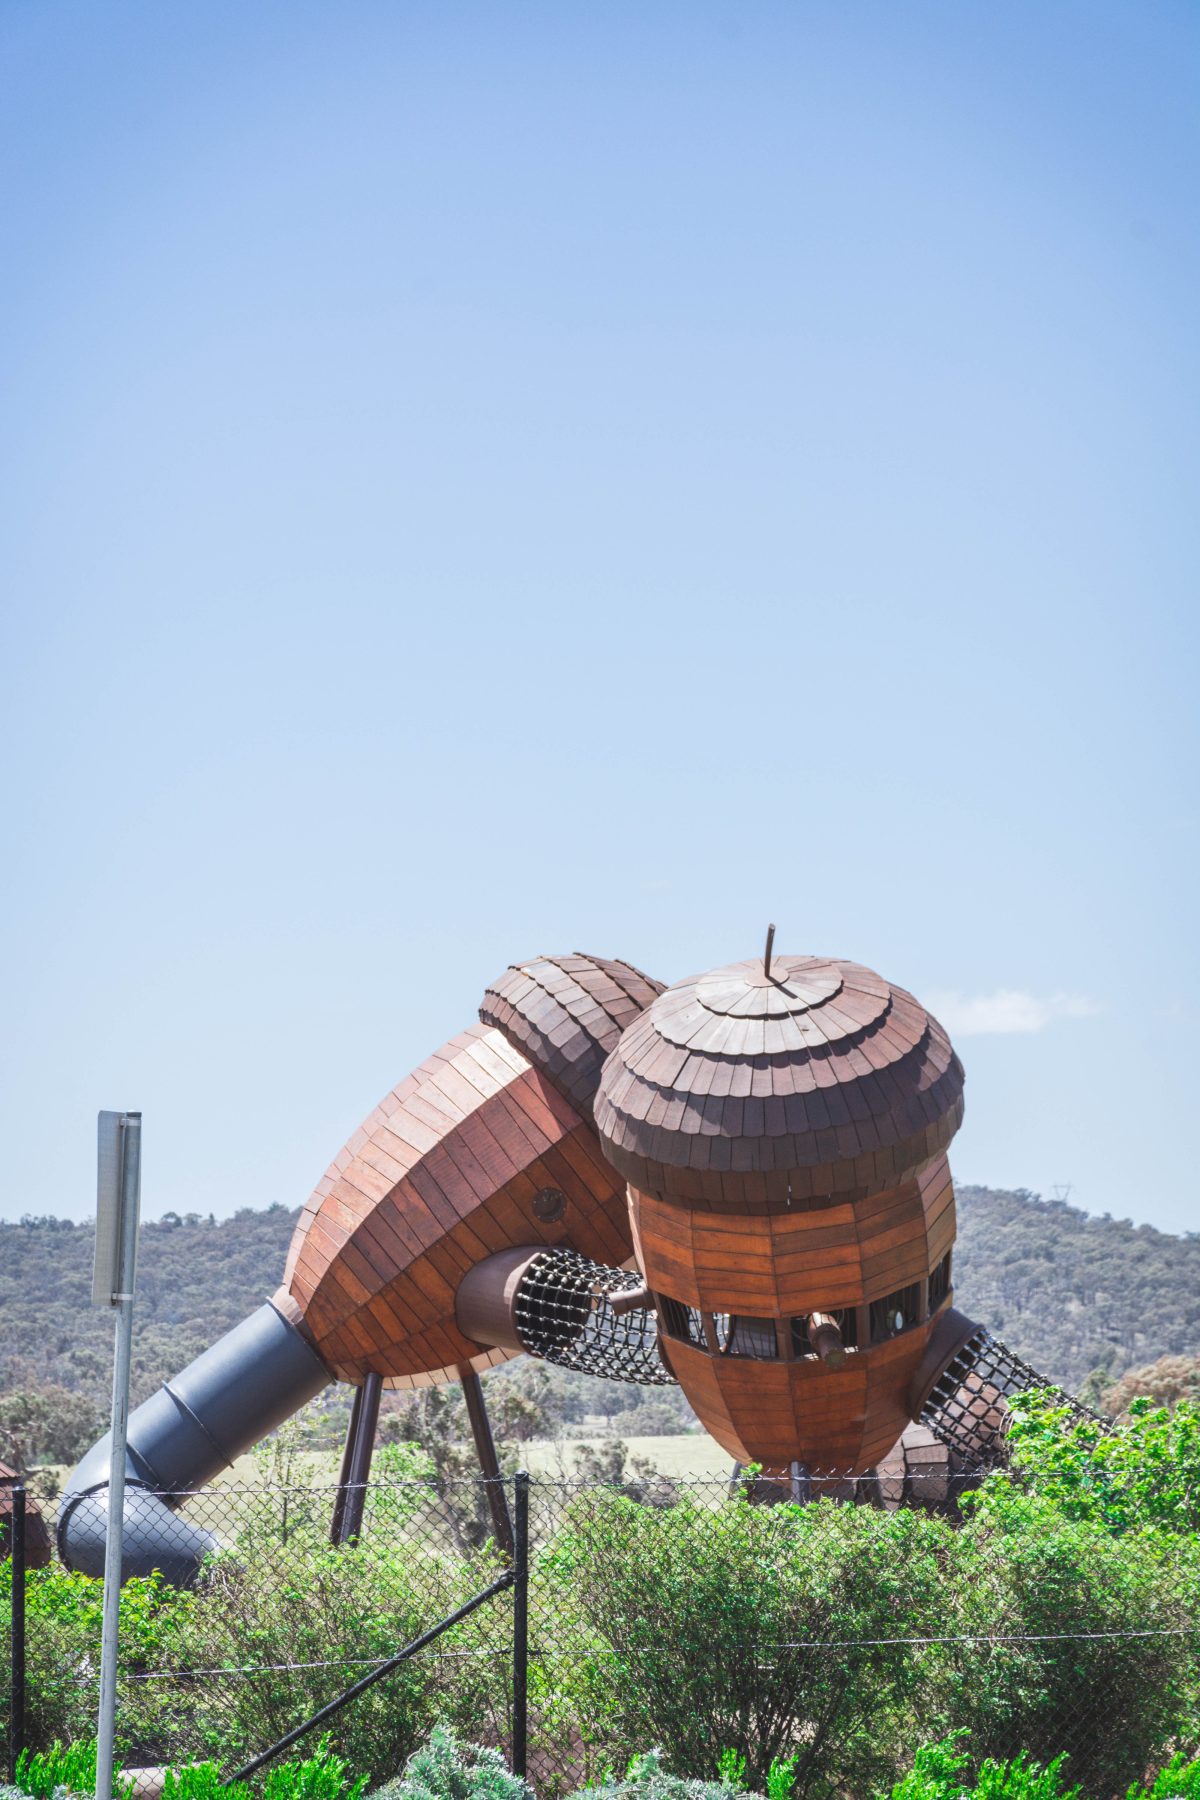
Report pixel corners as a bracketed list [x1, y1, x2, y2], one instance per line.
[593, 949, 965, 1471]
[59, 937, 1096, 1583]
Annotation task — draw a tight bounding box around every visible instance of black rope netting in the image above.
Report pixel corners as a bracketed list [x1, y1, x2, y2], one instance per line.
[920, 1327, 1104, 1465]
[511, 1248, 675, 1385]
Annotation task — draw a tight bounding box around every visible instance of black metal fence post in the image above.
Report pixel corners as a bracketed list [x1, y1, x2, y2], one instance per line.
[9, 1481, 26, 1782]
[512, 1470, 529, 1782]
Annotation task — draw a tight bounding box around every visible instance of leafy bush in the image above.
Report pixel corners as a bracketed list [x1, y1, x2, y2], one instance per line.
[931, 1482, 1197, 1796]
[884, 1737, 1080, 1800]
[158, 1735, 366, 1800]
[371, 1723, 532, 1800]
[1126, 1753, 1200, 1800]
[1002, 1394, 1200, 1537]
[0, 1496, 511, 1783]
[15, 1738, 131, 1800]
[159, 1766, 239, 1800]
[571, 1747, 752, 1800]
[539, 1489, 947, 1797]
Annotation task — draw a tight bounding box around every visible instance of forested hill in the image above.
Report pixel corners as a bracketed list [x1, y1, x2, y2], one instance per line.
[0, 1204, 298, 1412]
[1, 1187, 1197, 1410]
[954, 1185, 1200, 1394]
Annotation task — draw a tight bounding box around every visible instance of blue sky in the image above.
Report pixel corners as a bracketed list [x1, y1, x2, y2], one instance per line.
[2, 2, 1196, 1233]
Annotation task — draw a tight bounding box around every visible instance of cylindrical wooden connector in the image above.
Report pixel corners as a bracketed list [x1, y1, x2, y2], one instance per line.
[808, 1312, 847, 1369]
[455, 1247, 548, 1353]
[608, 1282, 652, 1316]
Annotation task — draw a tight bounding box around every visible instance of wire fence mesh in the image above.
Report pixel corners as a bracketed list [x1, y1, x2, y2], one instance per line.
[5, 1467, 1199, 1799]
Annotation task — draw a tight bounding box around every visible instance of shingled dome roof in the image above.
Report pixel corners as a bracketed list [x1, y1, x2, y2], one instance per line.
[594, 954, 964, 1207]
[480, 952, 664, 1122]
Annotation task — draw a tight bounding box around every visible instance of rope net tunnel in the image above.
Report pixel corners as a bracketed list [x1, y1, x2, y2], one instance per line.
[919, 1324, 1104, 1465]
[505, 1247, 676, 1385]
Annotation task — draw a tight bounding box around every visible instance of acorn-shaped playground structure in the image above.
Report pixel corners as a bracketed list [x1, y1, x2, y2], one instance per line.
[57, 939, 1094, 1582]
[594, 952, 965, 1471]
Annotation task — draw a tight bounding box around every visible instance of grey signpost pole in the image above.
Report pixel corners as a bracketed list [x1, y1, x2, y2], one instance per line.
[94, 1111, 142, 1800]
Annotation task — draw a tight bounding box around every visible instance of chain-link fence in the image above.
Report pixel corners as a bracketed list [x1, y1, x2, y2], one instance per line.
[5, 1468, 1199, 1799]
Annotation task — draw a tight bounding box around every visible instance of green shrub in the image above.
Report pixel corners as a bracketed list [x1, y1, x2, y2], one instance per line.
[158, 1735, 366, 1800]
[539, 1490, 946, 1797]
[262, 1736, 369, 1800]
[883, 1738, 1080, 1800]
[935, 1483, 1198, 1794]
[1126, 1753, 1200, 1800]
[884, 1735, 972, 1800]
[160, 1765, 247, 1800]
[763, 1757, 799, 1800]
[15, 1738, 131, 1800]
[1002, 1394, 1200, 1537]
[370, 1723, 532, 1800]
[572, 1747, 752, 1800]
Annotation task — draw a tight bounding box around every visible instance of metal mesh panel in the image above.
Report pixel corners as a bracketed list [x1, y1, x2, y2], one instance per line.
[920, 1328, 1105, 1465]
[511, 1248, 675, 1385]
[7, 1468, 1194, 1800]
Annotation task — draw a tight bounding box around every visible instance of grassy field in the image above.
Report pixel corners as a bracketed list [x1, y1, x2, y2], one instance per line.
[518, 1432, 730, 1478]
[211, 1430, 730, 1489]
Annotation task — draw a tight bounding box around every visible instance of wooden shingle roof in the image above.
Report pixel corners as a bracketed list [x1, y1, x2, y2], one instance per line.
[594, 953, 964, 1207]
[480, 951, 664, 1121]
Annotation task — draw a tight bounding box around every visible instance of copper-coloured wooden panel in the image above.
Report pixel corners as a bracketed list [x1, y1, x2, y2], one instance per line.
[282, 1023, 634, 1388]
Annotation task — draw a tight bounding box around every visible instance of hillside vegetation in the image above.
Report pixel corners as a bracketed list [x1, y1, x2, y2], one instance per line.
[1, 1186, 1197, 1446]
[953, 1185, 1200, 1394]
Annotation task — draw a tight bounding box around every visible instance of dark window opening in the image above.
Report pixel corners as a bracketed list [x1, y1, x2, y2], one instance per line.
[870, 1283, 923, 1343]
[790, 1307, 859, 1358]
[928, 1252, 952, 1312]
[714, 1313, 779, 1359]
[657, 1293, 706, 1348]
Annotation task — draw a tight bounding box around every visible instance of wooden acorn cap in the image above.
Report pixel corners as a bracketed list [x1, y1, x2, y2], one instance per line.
[594, 953, 964, 1208]
[480, 951, 664, 1122]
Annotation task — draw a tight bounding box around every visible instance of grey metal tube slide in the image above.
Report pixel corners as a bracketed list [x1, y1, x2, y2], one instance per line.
[58, 1300, 331, 1583]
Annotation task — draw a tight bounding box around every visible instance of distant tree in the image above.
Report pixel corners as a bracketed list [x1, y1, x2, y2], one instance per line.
[1102, 1353, 1200, 1417]
[0, 1381, 103, 1468]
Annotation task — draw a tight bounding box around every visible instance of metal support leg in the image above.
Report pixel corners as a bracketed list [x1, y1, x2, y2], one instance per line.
[333, 1373, 382, 1546]
[459, 1364, 514, 1557]
[330, 1385, 365, 1545]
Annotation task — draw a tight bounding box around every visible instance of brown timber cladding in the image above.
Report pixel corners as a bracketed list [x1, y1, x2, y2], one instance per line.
[280, 1022, 633, 1387]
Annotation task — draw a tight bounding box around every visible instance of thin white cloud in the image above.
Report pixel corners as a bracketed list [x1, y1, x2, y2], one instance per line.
[925, 988, 1101, 1036]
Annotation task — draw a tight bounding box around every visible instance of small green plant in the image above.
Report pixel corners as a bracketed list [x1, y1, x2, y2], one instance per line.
[161, 1766, 248, 1800]
[716, 1754, 747, 1792]
[158, 1740, 366, 1800]
[371, 1724, 533, 1800]
[264, 1737, 369, 1800]
[885, 1736, 972, 1800]
[15, 1740, 131, 1800]
[883, 1740, 1081, 1800]
[973, 1754, 1078, 1800]
[764, 1757, 799, 1800]
[1127, 1754, 1200, 1800]
[572, 1747, 757, 1800]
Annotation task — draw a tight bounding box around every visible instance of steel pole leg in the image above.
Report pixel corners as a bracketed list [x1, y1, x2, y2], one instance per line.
[338, 1372, 383, 1545]
[459, 1365, 515, 1558]
[330, 1384, 365, 1545]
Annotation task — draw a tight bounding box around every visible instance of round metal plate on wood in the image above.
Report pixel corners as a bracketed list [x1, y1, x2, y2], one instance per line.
[533, 1186, 567, 1222]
